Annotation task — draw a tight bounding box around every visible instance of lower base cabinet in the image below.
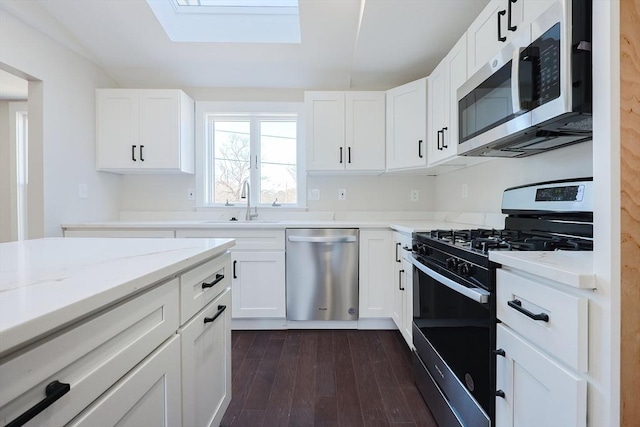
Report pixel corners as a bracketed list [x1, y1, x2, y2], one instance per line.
[231, 251, 286, 318]
[495, 324, 587, 427]
[69, 336, 182, 427]
[180, 288, 232, 427]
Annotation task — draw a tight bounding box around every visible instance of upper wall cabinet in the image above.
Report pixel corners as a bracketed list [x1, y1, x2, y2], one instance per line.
[467, 0, 557, 76]
[96, 89, 195, 174]
[305, 91, 385, 173]
[385, 78, 428, 171]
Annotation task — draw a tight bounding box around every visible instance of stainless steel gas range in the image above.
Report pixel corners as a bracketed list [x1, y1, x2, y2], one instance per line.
[409, 178, 593, 427]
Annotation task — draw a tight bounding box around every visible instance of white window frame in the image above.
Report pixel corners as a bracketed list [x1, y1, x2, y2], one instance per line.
[195, 101, 306, 209]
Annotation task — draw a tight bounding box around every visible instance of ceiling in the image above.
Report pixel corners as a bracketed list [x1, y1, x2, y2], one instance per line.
[1, 0, 490, 91]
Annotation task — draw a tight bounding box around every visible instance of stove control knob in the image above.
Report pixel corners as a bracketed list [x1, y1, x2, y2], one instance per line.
[419, 245, 430, 256]
[458, 262, 473, 276]
[446, 257, 458, 270]
[412, 243, 420, 252]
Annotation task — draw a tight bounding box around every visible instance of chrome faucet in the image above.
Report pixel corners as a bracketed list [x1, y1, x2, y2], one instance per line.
[240, 179, 258, 221]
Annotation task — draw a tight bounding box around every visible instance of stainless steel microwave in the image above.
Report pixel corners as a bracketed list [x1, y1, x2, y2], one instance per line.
[457, 0, 592, 158]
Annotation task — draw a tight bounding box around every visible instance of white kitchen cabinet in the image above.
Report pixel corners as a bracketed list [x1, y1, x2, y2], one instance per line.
[179, 288, 232, 427]
[495, 325, 586, 427]
[428, 35, 468, 166]
[467, 0, 558, 76]
[68, 336, 182, 427]
[391, 231, 413, 347]
[63, 228, 175, 238]
[305, 91, 385, 172]
[231, 251, 286, 318]
[96, 89, 194, 174]
[359, 230, 393, 318]
[495, 266, 588, 427]
[386, 78, 428, 170]
[0, 280, 180, 427]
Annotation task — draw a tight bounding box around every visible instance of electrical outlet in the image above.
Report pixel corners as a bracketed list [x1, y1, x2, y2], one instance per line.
[308, 189, 320, 201]
[338, 188, 347, 200]
[187, 189, 195, 200]
[78, 184, 88, 199]
[411, 189, 419, 202]
[462, 184, 469, 199]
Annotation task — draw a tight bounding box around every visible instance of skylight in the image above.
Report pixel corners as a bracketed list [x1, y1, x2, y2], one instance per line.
[146, 0, 301, 43]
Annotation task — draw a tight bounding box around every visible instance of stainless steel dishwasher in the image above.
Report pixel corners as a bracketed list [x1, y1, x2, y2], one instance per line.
[285, 228, 359, 321]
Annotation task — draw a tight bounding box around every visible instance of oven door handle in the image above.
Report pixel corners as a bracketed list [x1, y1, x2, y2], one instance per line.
[409, 255, 490, 304]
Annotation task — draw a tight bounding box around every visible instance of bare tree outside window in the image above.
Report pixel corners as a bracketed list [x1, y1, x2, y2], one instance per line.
[213, 121, 250, 204]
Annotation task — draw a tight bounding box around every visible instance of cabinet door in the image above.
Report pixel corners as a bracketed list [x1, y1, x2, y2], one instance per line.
[386, 78, 427, 170]
[467, 0, 524, 76]
[359, 230, 393, 318]
[495, 325, 586, 427]
[68, 336, 181, 427]
[401, 255, 414, 348]
[96, 89, 139, 170]
[180, 289, 231, 427]
[138, 90, 181, 170]
[345, 92, 386, 171]
[231, 251, 286, 318]
[305, 92, 346, 171]
[446, 35, 468, 157]
[427, 60, 448, 165]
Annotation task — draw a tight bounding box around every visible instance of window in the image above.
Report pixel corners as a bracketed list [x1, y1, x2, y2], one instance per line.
[196, 102, 304, 208]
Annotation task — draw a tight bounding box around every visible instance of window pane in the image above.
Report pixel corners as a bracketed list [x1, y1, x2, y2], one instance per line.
[259, 121, 297, 204]
[213, 121, 250, 204]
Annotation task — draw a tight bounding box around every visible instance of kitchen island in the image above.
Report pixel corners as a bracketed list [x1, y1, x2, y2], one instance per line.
[0, 237, 234, 427]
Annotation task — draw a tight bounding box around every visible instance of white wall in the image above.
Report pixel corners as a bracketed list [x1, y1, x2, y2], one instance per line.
[434, 141, 593, 213]
[0, 101, 10, 242]
[0, 8, 121, 237]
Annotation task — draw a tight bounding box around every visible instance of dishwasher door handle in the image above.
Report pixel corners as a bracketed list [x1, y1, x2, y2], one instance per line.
[287, 235, 357, 243]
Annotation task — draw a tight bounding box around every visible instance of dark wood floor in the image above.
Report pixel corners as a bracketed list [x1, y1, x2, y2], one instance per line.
[220, 330, 437, 427]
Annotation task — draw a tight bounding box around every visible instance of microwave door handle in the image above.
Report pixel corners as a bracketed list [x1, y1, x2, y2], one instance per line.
[511, 47, 524, 114]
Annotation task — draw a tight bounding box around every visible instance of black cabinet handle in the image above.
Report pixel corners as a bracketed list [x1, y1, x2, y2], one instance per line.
[7, 381, 71, 427]
[139, 145, 144, 162]
[202, 273, 224, 289]
[132, 145, 137, 161]
[418, 140, 423, 158]
[399, 269, 405, 291]
[508, 299, 549, 322]
[496, 390, 506, 399]
[396, 242, 401, 263]
[493, 348, 506, 357]
[339, 147, 343, 164]
[204, 305, 227, 324]
[441, 127, 448, 149]
[233, 260, 237, 279]
[508, 0, 518, 31]
[498, 10, 507, 42]
[348, 147, 351, 164]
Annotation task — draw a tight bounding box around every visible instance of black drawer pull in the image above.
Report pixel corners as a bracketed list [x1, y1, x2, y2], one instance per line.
[132, 145, 137, 161]
[395, 242, 401, 263]
[399, 269, 405, 291]
[493, 348, 506, 357]
[508, 299, 549, 322]
[508, 0, 518, 31]
[139, 145, 144, 162]
[7, 381, 71, 427]
[418, 140, 423, 158]
[496, 389, 506, 398]
[339, 147, 343, 164]
[204, 305, 227, 324]
[498, 10, 507, 42]
[441, 127, 448, 148]
[202, 273, 224, 289]
[233, 260, 237, 278]
[348, 146, 351, 164]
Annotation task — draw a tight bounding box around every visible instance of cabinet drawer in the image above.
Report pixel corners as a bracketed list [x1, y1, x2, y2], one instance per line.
[496, 269, 588, 372]
[0, 281, 179, 426]
[180, 253, 231, 324]
[176, 228, 285, 250]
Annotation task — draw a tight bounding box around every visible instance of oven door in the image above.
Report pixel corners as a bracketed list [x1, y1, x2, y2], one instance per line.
[410, 255, 493, 427]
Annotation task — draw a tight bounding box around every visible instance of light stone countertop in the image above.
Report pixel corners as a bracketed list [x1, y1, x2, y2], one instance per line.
[0, 237, 234, 356]
[489, 251, 595, 289]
